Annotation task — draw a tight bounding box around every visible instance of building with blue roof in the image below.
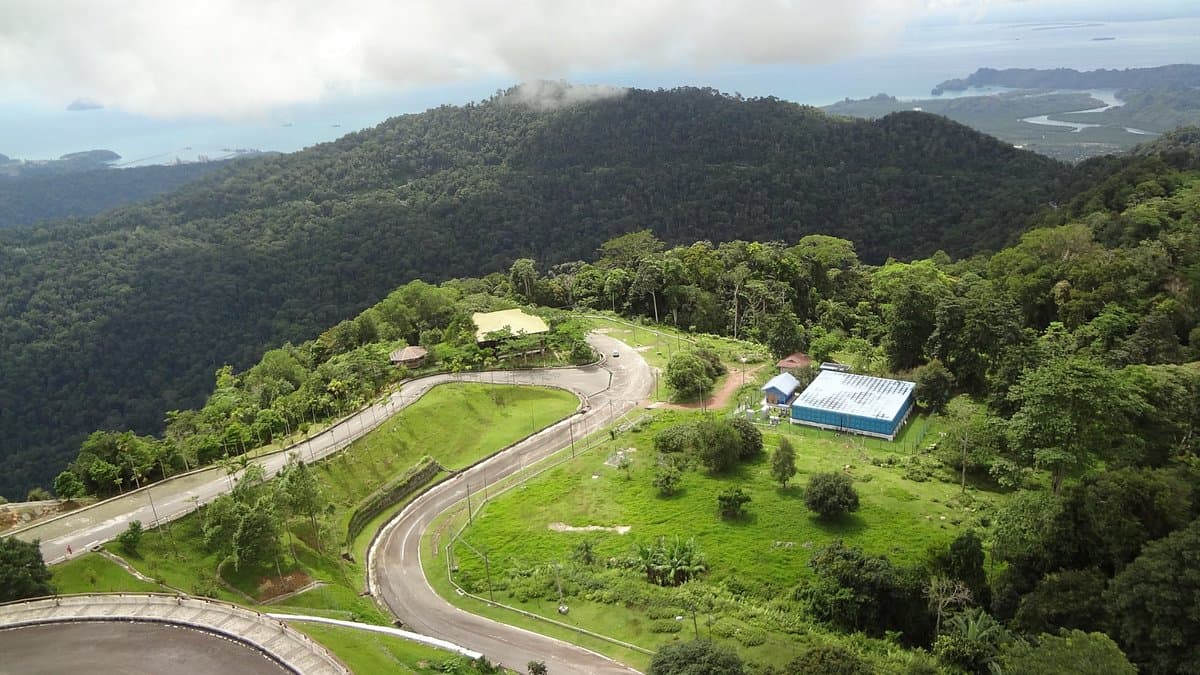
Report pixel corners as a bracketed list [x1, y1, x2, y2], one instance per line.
[790, 370, 915, 440]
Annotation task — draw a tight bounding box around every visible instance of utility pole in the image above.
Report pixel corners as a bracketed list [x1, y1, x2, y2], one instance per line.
[483, 551, 495, 602]
[465, 481, 473, 524]
[146, 488, 176, 556]
[569, 418, 576, 457]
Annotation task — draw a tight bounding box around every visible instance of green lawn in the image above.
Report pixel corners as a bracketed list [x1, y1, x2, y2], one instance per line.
[292, 623, 500, 675]
[51, 553, 165, 594]
[426, 408, 999, 669]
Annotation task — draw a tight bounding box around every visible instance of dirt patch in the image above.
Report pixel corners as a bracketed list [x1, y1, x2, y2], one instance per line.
[255, 570, 312, 603]
[548, 522, 632, 535]
[660, 363, 767, 411]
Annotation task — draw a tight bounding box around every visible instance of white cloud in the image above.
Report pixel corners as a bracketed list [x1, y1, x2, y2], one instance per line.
[0, 0, 1083, 118]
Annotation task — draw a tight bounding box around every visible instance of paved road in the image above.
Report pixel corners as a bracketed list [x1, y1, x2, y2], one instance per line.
[15, 334, 645, 569]
[369, 333, 653, 674]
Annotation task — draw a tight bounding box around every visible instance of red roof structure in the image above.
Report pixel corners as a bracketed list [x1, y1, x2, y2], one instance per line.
[776, 352, 812, 371]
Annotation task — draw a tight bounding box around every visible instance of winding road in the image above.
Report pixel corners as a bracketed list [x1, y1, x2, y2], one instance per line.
[370, 332, 652, 674]
[12, 332, 654, 673]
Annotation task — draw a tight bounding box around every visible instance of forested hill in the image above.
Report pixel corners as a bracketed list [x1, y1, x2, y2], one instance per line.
[0, 85, 1068, 497]
[0, 162, 226, 229]
[931, 64, 1200, 95]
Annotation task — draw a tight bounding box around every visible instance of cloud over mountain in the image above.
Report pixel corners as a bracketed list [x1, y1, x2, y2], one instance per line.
[0, 0, 932, 118]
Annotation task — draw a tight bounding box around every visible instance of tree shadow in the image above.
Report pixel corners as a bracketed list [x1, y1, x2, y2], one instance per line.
[775, 484, 802, 499]
[809, 512, 867, 536]
[720, 511, 759, 527]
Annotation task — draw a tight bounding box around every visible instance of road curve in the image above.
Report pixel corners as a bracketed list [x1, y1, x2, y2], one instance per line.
[369, 333, 653, 674]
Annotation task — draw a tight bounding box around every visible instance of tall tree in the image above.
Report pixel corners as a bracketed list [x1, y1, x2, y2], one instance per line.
[1105, 518, 1200, 674]
[0, 537, 53, 602]
[1007, 356, 1144, 493]
[771, 437, 798, 488]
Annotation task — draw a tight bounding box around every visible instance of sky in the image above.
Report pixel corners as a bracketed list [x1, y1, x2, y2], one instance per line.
[2, 0, 1197, 121]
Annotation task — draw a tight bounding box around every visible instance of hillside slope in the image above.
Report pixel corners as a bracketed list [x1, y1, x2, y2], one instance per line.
[0, 85, 1068, 497]
[0, 162, 226, 229]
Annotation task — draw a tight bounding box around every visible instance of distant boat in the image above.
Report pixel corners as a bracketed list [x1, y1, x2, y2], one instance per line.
[331, 124, 341, 128]
[281, 122, 293, 127]
[1092, 36, 1116, 41]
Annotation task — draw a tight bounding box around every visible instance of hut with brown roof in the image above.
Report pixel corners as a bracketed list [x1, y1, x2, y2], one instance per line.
[389, 345, 428, 368]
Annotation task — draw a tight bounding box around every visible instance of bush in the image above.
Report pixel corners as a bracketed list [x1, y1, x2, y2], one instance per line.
[787, 645, 871, 675]
[730, 417, 763, 459]
[649, 640, 745, 675]
[653, 464, 682, 496]
[717, 487, 751, 519]
[696, 419, 742, 473]
[650, 619, 683, 633]
[804, 472, 860, 519]
[654, 423, 696, 454]
[117, 520, 144, 554]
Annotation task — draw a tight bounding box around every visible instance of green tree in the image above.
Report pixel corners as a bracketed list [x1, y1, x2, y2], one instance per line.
[1008, 356, 1144, 493]
[997, 630, 1135, 675]
[1105, 518, 1200, 674]
[770, 437, 797, 488]
[666, 352, 714, 401]
[526, 660, 548, 675]
[232, 495, 282, 572]
[912, 359, 954, 414]
[277, 455, 326, 549]
[0, 537, 53, 602]
[1013, 568, 1108, 635]
[648, 639, 745, 675]
[117, 520, 144, 554]
[716, 487, 751, 519]
[53, 470, 86, 500]
[804, 472, 859, 519]
[945, 530, 990, 609]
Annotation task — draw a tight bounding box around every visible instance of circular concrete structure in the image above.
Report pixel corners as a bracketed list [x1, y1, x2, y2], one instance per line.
[0, 594, 348, 675]
[0, 621, 291, 675]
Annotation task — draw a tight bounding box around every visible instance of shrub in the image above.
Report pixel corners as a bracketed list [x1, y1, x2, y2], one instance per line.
[650, 619, 683, 633]
[117, 520, 144, 554]
[654, 423, 696, 454]
[649, 640, 744, 675]
[804, 472, 860, 519]
[787, 645, 871, 675]
[730, 417, 763, 459]
[653, 464, 682, 496]
[717, 487, 751, 519]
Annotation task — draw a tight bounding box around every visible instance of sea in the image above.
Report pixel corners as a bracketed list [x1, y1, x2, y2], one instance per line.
[2, 16, 1199, 167]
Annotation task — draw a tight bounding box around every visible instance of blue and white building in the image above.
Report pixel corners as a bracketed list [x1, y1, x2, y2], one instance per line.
[761, 372, 801, 408]
[790, 370, 915, 440]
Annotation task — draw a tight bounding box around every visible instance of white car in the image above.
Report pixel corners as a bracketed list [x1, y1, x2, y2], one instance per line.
[611, 350, 620, 358]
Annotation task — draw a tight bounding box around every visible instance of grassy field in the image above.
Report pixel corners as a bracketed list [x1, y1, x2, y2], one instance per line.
[45, 383, 578, 672]
[51, 553, 165, 594]
[293, 623, 499, 674]
[427, 407, 995, 669]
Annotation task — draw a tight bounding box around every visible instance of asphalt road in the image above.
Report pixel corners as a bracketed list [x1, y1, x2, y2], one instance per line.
[369, 333, 653, 674]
